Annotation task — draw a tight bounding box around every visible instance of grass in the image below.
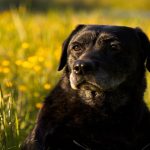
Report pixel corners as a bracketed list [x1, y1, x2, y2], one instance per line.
[0, 6, 150, 149]
[0, 87, 20, 149]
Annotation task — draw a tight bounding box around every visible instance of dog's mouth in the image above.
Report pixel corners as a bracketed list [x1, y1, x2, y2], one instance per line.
[70, 73, 104, 106]
[70, 73, 102, 95]
[70, 73, 100, 89]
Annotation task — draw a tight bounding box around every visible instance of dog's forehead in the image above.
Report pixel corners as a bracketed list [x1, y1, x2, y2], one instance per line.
[71, 25, 136, 43]
[85, 25, 135, 33]
[71, 30, 96, 43]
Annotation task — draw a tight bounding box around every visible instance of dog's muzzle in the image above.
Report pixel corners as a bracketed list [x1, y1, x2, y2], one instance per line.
[70, 60, 103, 105]
[70, 59, 102, 92]
[70, 60, 94, 89]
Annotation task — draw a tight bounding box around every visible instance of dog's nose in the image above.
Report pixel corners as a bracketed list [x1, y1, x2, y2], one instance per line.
[73, 60, 93, 75]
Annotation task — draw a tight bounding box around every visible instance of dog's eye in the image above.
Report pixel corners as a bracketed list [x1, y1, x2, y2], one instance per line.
[110, 43, 121, 51]
[72, 44, 82, 51]
[111, 44, 118, 49]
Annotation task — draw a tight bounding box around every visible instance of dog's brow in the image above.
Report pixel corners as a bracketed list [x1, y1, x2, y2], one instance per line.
[97, 32, 119, 43]
[100, 32, 116, 38]
[72, 31, 96, 44]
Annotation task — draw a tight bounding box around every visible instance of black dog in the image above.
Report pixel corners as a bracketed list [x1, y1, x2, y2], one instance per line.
[22, 25, 150, 150]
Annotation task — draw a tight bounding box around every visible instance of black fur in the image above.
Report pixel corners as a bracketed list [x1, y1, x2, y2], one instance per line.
[22, 25, 150, 150]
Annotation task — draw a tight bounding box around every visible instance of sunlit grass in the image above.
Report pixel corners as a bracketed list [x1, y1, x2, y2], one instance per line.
[0, 7, 150, 149]
[0, 87, 20, 149]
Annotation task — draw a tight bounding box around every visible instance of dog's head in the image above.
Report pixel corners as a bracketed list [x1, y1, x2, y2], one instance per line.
[58, 25, 150, 105]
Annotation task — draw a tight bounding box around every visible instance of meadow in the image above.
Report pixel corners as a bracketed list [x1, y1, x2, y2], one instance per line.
[0, 6, 150, 149]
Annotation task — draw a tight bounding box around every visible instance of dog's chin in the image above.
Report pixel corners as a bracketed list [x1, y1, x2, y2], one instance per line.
[70, 73, 104, 106]
[79, 83, 104, 106]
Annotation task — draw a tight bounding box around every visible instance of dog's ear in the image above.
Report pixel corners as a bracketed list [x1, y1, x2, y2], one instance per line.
[135, 27, 150, 72]
[58, 24, 85, 71]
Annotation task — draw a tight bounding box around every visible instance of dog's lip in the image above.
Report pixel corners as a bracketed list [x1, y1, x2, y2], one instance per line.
[76, 80, 86, 88]
[73, 79, 85, 90]
[70, 73, 85, 90]
[86, 81, 102, 91]
[74, 80, 102, 92]
[70, 73, 102, 92]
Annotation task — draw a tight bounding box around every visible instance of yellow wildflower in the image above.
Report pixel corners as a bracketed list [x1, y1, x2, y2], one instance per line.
[2, 60, 10, 66]
[15, 60, 22, 66]
[22, 61, 32, 69]
[28, 56, 37, 63]
[19, 85, 27, 92]
[38, 56, 44, 62]
[22, 42, 29, 49]
[44, 83, 51, 90]
[33, 65, 41, 72]
[35, 102, 43, 109]
[3, 67, 10, 74]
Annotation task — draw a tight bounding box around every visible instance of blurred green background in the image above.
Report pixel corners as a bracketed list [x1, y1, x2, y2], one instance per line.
[0, 0, 150, 149]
